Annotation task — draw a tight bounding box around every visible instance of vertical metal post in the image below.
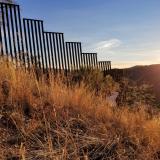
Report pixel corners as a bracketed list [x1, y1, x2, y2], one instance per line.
[17, 5, 25, 67]
[5, 4, 13, 61]
[86, 54, 90, 69]
[94, 54, 98, 69]
[23, 19, 30, 69]
[102, 61, 105, 72]
[42, 28, 48, 72]
[1, 4, 8, 58]
[48, 33, 54, 72]
[52, 33, 58, 72]
[87, 54, 90, 68]
[45, 32, 52, 71]
[67, 42, 73, 71]
[98, 62, 100, 70]
[76, 43, 81, 68]
[59, 33, 64, 70]
[34, 20, 41, 69]
[107, 61, 109, 71]
[91, 54, 94, 69]
[104, 61, 106, 74]
[0, 13, 3, 55]
[93, 53, 97, 69]
[92, 54, 95, 68]
[90, 54, 93, 69]
[65, 42, 70, 71]
[75, 43, 80, 70]
[100, 62, 102, 71]
[103, 62, 105, 72]
[76, 43, 80, 69]
[55, 33, 61, 71]
[84, 54, 87, 68]
[30, 20, 37, 68]
[104, 62, 106, 75]
[73, 43, 78, 70]
[102, 62, 104, 71]
[38, 21, 45, 72]
[70, 43, 75, 70]
[61, 33, 67, 71]
[79, 43, 83, 68]
[109, 61, 111, 70]
[99, 62, 102, 71]
[27, 20, 34, 65]
[13, 5, 21, 62]
[83, 54, 87, 68]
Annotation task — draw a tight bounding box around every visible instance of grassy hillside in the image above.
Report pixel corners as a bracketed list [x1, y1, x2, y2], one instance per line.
[1, 60, 160, 159]
[126, 64, 160, 102]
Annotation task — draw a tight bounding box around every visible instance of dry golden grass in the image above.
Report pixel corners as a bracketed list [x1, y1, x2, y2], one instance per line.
[0, 59, 160, 160]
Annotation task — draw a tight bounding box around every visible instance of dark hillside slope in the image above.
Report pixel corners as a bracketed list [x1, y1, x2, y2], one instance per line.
[126, 64, 160, 100]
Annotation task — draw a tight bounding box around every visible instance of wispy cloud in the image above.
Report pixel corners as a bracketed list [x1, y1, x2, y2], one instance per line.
[94, 39, 122, 51]
[82, 38, 122, 61]
[83, 38, 122, 55]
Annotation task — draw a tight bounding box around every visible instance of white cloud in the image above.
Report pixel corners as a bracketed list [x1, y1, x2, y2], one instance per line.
[94, 39, 122, 51]
[83, 38, 122, 53]
[82, 38, 122, 62]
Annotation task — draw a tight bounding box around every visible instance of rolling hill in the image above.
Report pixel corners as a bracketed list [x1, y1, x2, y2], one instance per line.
[126, 64, 160, 101]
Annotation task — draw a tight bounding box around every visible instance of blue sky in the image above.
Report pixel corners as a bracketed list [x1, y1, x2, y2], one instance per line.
[17, 0, 160, 68]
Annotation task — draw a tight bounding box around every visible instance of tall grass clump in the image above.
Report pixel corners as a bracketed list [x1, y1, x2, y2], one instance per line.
[0, 59, 160, 160]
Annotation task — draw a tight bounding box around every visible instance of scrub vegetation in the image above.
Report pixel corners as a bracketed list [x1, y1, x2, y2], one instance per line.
[0, 59, 160, 160]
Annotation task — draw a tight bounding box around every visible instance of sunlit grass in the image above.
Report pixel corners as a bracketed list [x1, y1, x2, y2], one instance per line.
[0, 58, 160, 159]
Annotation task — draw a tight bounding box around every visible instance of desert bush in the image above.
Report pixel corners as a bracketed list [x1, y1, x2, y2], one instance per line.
[71, 67, 119, 97]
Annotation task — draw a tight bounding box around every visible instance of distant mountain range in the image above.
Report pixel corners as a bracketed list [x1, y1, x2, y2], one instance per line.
[125, 64, 160, 101]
